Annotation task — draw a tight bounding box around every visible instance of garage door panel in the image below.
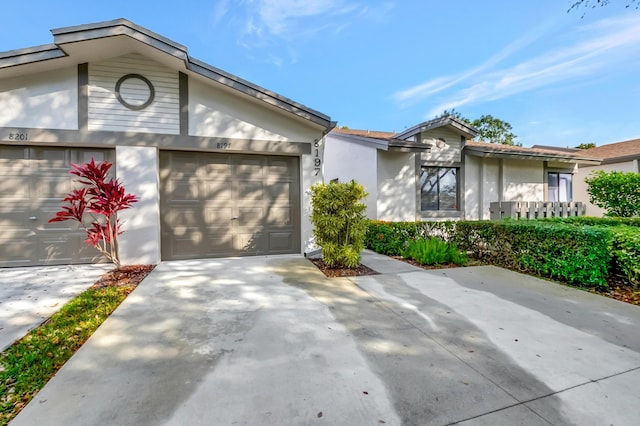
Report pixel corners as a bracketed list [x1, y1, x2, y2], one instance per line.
[160, 151, 299, 260]
[266, 182, 292, 202]
[267, 207, 293, 225]
[204, 206, 233, 226]
[203, 180, 231, 201]
[237, 207, 265, 227]
[0, 146, 114, 267]
[35, 176, 74, 200]
[236, 158, 264, 178]
[269, 232, 294, 252]
[0, 206, 30, 231]
[0, 178, 30, 200]
[203, 235, 234, 257]
[237, 181, 264, 201]
[0, 236, 35, 267]
[33, 148, 71, 171]
[165, 179, 199, 201]
[235, 232, 265, 253]
[202, 158, 231, 177]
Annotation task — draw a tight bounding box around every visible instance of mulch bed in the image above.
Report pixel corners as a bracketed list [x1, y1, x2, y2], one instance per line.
[308, 258, 379, 278]
[592, 275, 640, 305]
[90, 264, 156, 289]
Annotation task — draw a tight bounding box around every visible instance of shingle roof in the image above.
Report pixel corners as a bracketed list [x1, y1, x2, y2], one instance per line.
[463, 141, 600, 164]
[581, 138, 640, 161]
[331, 128, 396, 140]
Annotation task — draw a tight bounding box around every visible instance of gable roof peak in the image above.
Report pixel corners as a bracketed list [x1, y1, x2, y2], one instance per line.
[394, 115, 477, 140]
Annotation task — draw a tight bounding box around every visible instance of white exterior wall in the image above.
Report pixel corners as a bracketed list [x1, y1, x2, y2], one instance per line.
[502, 159, 543, 201]
[463, 155, 481, 220]
[377, 151, 416, 221]
[574, 160, 639, 216]
[189, 78, 318, 142]
[115, 145, 162, 265]
[0, 67, 77, 129]
[89, 54, 180, 134]
[323, 135, 378, 218]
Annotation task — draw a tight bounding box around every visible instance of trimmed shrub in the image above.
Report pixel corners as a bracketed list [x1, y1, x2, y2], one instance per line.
[310, 180, 368, 268]
[365, 220, 457, 255]
[585, 170, 640, 217]
[610, 226, 640, 287]
[404, 237, 467, 266]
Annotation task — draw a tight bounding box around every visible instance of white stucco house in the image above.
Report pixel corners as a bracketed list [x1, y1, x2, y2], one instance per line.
[324, 116, 600, 221]
[0, 19, 335, 267]
[573, 138, 640, 216]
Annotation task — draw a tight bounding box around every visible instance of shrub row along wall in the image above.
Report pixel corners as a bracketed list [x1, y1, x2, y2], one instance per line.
[365, 219, 640, 288]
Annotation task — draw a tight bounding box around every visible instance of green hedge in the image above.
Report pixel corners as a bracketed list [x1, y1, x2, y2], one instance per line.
[610, 226, 640, 287]
[453, 221, 611, 287]
[366, 219, 622, 288]
[539, 216, 640, 228]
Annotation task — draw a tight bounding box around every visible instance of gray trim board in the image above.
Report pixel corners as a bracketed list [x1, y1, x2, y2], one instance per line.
[0, 44, 65, 69]
[463, 146, 601, 165]
[77, 63, 88, 132]
[395, 116, 478, 140]
[179, 72, 189, 136]
[0, 127, 311, 155]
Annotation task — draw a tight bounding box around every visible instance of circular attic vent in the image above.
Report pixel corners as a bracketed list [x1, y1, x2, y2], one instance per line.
[115, 74, 155, 110]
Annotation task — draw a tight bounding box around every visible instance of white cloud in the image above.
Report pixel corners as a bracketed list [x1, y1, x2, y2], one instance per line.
[391, 14, 640, 118]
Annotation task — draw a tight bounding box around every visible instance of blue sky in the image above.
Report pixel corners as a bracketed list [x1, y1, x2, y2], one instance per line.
[0, 1, 639, 147]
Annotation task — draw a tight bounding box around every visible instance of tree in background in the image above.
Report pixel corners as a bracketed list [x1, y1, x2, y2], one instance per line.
[569, 0, 638, 13]
[440, 109, 520, 146]
[49, 159, 138, 268]
[585, 170, 640, 217]
[310, 180, 368, 268]
[575, 142, 597, 149]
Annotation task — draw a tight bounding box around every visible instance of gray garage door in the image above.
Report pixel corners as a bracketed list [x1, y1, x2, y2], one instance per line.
[160, 151, 301, 260]
[0, 146, 114, 267]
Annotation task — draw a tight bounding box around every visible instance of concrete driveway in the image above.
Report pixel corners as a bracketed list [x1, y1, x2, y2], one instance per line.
[11, 252, 640, 426]
[0, 264, 112, 351]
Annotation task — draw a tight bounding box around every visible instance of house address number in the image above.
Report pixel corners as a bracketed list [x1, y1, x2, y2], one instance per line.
[314, 139, 321, 176]
[7, 132, 28, 141]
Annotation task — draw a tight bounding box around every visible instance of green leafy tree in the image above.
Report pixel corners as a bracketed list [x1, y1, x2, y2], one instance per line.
[310, 180, 368, 268]
[585, 171, 640, 217]
[439, 110, 519, 146]
[576, 142, 597, 149]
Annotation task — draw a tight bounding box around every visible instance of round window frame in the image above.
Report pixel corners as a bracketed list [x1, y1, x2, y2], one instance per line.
[115, 74, 155, 111]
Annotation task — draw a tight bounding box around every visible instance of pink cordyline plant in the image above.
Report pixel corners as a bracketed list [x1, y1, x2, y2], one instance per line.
[49, 159, 138, 268]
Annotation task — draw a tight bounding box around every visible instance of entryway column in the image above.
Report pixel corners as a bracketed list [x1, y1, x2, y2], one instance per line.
[115, 145, 161, 265]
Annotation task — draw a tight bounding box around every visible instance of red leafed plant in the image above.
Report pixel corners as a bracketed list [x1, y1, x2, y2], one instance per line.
[49, 159, 138, 268]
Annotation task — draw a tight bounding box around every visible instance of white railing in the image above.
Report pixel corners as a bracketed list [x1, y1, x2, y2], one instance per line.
[489, 201, 586, 220]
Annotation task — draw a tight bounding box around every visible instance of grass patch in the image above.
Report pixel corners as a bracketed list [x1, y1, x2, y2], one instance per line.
[0, 284, 136, 425]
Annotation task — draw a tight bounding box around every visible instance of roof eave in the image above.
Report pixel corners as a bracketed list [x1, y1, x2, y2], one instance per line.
[464, 146, 601, 165]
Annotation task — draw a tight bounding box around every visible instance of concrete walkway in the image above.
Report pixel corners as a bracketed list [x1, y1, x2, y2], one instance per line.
[11, 252, 640, 425]
[0, 264, 112, 351]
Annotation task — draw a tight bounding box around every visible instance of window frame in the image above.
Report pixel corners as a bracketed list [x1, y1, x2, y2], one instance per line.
[547, 171, 573, 202]
[419, 166, 460, 212]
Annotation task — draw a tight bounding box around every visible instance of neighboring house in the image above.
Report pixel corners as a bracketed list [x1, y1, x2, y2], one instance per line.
[324, 116, 600, 221]
[0, 19, 334, 267]
[573, 138, 640, 216]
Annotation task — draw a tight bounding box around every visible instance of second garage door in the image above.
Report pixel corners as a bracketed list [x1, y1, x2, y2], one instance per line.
[0, 145, 114, 267]
[160, 151, 301, 260]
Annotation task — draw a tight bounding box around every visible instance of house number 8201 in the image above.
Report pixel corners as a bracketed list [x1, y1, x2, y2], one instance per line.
[8, 132, 28, 141]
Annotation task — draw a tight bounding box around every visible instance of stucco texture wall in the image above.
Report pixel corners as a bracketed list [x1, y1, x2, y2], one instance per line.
[377, 151, 416, 221]
[323, 135, 378, 218]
